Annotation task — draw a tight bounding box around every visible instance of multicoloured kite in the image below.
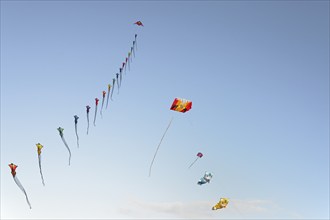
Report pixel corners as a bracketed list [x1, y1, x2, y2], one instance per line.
[57, 127, 71, 165]
[100, 91, 106, 118]
[9, 163, 32, 209]
[188, 152, 203, 169]
[198, 171, 213, 185]
[86, 105, 91, 134]
[170, 98, 192, 113]
[119, 67, 123, 87]
[36, 143, 45, 186]
[74, 115, 79, 148]
[93, 98, 99, 126]
[212, 198, 229, 210]
[134, 21, 144, 26]
[149, 98, 192, 177]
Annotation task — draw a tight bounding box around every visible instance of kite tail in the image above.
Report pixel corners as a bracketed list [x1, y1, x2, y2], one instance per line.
[120, 74, 122, 87]
[188, 157, 199, 169]
[93, 105, 98, 126]
[110, 87, 114, 101]
[106, 92, 110, 109]
[38, 155, 45, 186]
[13, 176, 32, 209]
[100, 99, 105, 118]
[117, 80, 120, 94]
[75, 123, 79, 148]
[87, 113, 90, 135]
[61, 136, 71, 166]
[149, 117, 174, 177]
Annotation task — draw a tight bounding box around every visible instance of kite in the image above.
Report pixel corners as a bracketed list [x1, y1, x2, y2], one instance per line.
[125, 58, 128, 73]
[36, 143, 45, 186]
[132, 41, 136, 57]
[127, 53, 131, 71]
[74, 115, 79, 148]
[197, 171, 213, 185]
[134, 34, 138, 51]
[134, 21, 144, 26]
[119, 67, 123, 87]
[149, 98, 192, 177]
[130, 46, 134, 61]
[57, 127, 71, 165]
[93, 98, 99, 126]
[9, 163, 32, 209]
[100, 91, 106, 118]
[188, 152, 203, 169]
[111, 78, 115, 100]
[106, 84, 111, 109]
[212, 198, 229, 210]
[86, 105, 91, 134]
[116, 73, 120, 94]
[170, 97, 192, 113]
[128, 51, 132, 64]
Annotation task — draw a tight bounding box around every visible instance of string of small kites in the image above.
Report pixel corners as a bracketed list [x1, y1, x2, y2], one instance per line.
[8, 20, 229, 213]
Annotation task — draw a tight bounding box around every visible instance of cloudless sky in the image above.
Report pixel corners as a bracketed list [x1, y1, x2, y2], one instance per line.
[1, 1, 329, 219]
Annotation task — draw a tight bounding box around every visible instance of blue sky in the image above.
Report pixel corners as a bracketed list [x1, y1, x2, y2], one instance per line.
[1, 1, 329, 219]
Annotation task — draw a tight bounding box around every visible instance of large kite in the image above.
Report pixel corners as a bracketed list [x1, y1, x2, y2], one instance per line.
[9, 163, 32, 209]
[149, 98, 192, 177]
[188, 152, 203, 169]
[198, 171, 213, 185]
[212, 198, 229, 210]
[36, 143, 45, 186]
[57, 127, 71, 165]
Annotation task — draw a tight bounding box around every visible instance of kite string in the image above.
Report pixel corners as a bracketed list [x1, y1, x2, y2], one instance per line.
[149, 116, 174, 177]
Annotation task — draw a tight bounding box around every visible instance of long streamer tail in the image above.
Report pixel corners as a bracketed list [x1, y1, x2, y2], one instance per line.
[100, 98, 105, 118]
[61, 136, 71, 165]
[149, 117, 174, 177]
[87, 113, 90, 135]
[117, 80, 120, 94]
[106, 92, 110, 109]
[75, 123, 79, 148]
[120, 73, 122, 87]
[93, 106, 98, 126]
[111, 86, 114, 101]
[188, 157, 199, 169]
[13, 176, 32, 209]
[38, 155, 45, 186]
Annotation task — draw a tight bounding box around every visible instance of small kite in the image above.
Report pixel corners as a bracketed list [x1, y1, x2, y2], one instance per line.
[106, 84, 111, 109]
[134, 34, 138, 51]
[93, 98, 99, 126]
[36, 143, 45, 186]
[188, 152, 203, 169]
[132, 41, 136, 57]
[119, 67, 123, 87]
[116, 73, 120, 94]
[57, 127, 71, 165]
[9, 163, 32, 209]
[149, 98, 192, 177]
[134, 21, 144, 26]
[212, 198, 229, 210]
[74, 115, 79, 148]
[128, 51, 132, 64]
[86, 105, 91, 134]
[111, 78, 115, 100]
[100, 91, 106, 118]
[198, 171, 213, 185]
[125, 58, 128, 73]
[130, 46, 134, 61]
[127, 53, 131, 71]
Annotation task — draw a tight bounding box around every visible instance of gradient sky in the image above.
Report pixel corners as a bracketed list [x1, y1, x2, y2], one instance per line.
[1, 1, 329, 219]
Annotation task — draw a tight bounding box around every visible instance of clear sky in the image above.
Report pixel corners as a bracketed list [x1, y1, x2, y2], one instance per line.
[1, 1, 329, 219]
